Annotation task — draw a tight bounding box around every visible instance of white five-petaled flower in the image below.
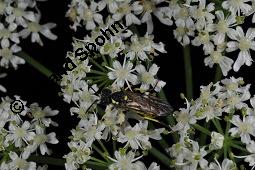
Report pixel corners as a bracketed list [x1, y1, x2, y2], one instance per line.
[108, 151, 144, 170]
[204, 49, 234, 76]
[8, 151, 36, 170]
[5, 121, 35, 147]
[207, 158, 236, 170]
[5, 0, 36, 27]
[229, 115, 255, 144]
[19, 14, 57, 46]
[135, 64, 165, 92]
[28, 103, 59, 127]
[76, 1, 103, 30]
[106, 57, 138, 90]
[226, 26, 255, 71]
[213, 10, 236, 45]
[29, 125, 59, 155]
[0, 42, 24, 69]
[184, 141, 208, 169]
[112, 0, 143, 26]
[222, 0, 252, 16]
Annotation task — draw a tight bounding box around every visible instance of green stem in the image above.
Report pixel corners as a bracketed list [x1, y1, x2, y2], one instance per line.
[85, 160, 109, 169]
[90, 58, 107, 72]
[230, 143, 248, 152]
[183, 45, 193, 100]
[28, 155, 65, 166]
[17, 51, 53, 78]
[90, 157, 108, 164]
[149, 147, 171, 168]
[90, 70, 107, 76]
[92, 144, 109, 162]
[193, 124, 211, 136]
[97, 140, 109, 156]
[212, 119, 224, 134]
[214, 65, 222, 83]
[200, 121, 210, 146]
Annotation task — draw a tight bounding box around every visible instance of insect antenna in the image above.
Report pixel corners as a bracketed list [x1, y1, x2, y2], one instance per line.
[85, 99, 100, 114]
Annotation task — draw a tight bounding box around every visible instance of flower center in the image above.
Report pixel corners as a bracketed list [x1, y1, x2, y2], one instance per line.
[194, 153, 201, 160]
[1, 48, 12, 59]
[141, 72, 153, 84]
[81, 91, 92, 102]
[239, 122, 252, 133]
[226, 83, 238, 91]
[239, 38, 251, 51]
[28, 22, 41, 33]
[116, 68, 129, 79]
[13, 8, 25, 17]
[15, 127, 26, 138]
[119, 4, 131, 14]
[178, 8, 189, 19]
[176, 112, 189, 123]
[84, 9, 93, 20]
[142, 1, 155, 12]
[199, 31, 210, 44]
[210, 51, 223, 63]
[216, 20, 228, 33]
[227, 95, 239, 106]
[0, 29, 10, 38]
[126, 130, 138, 139]
[33, 110, 45, 119]
[34, 134, 47, 144]
[230, 0, 242, 8]
[15, 158, 28, 169]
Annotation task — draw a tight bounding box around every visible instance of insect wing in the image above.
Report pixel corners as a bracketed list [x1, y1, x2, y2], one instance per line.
[124, 91, 173, 117]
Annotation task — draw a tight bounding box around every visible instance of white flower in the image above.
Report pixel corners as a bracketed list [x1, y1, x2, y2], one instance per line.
[126, 35, 150, 61]
[108, 151, 144, 170]
[209, 131, 224, 150]
[213, 10, 236, 45]
[135, 64, 165, 92]
[8, 151, 36, 170]
[173, 21, 195, 46]
[204, 50, 234, 76]
[106, 57, 138, 89]
[5, 121, 35, 147]
[207, 158, 236, 170]
[28, 103, 59, 127]
[192, 25, 215, 55]
[117, 121, 163, 150]
[30, 125, 59, 155]
[19, 14, 57, 46]
[190, 0, 215, 29]
[244, 141, 255, 167]
[0, 23, 20, 46]
[171, 99, 196, 133]
[139, 1, 173, 33]
[112, 0, 142, 26]
[229, 115, 255, 144]
[64, 140, 91, 169]
[101, 105, 125, 139]
[76, 1, 103, 30]
[5, 0, 36, 27]
[0, 162, 9, 170]
[0, 43, 24, 69]
[226, 26, 255, 71]
[184, 141, 208, 169]
[222, 0, 252, 16]
[78, 114, 105, 146]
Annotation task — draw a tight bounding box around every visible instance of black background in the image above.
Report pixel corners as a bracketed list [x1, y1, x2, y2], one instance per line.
[1, 0, 255, 169]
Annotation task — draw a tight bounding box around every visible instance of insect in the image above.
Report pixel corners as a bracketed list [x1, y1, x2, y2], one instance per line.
[87, 87, 173, 129]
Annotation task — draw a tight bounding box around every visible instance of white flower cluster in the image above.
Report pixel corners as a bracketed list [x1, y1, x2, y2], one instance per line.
[0, 95, 59, 170]
[168, 77, 255, 169]
[66, 0, 255, 76]
[0, 0, 57, 70]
